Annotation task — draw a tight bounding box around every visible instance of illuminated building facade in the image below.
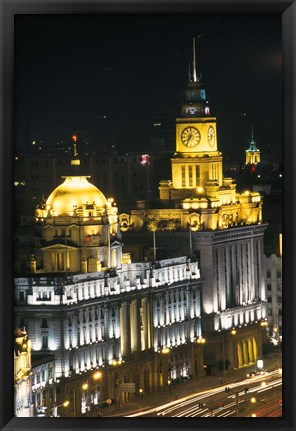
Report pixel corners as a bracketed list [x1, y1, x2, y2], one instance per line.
[14, 328, 34, 417]
[245, 127, 261, 165]
[31, 354, 56, 417]
[14, 173, 203, 415]
[120, 38, 268, 370]
[265, 235, 282, 341]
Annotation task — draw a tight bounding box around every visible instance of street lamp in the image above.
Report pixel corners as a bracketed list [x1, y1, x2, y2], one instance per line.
[222, 329, 237, 377]
[139, 388, 144, 404]
[196, 337, 206, 378]
[81, 370, 103, 416]
[250, 397, 268, 415]
[51, 400, 70, 417]
[160, 347, 171, 391]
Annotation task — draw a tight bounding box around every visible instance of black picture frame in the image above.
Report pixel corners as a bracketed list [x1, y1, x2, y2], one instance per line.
[1, 1, 295, 431]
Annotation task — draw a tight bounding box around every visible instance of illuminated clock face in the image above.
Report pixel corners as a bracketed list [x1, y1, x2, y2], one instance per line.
[181, 126, 201, 148]
[207, 126, 215, 147]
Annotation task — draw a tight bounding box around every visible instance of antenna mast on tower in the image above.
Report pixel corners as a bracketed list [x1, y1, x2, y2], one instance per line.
[192, 34, 203, 83]
[192, 37, 197, 82]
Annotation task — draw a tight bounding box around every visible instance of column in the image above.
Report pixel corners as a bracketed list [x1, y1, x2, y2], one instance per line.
[130, 300, 141, 352]
[142, 298, 149, 351]
[231, 338, 238, 369]
[120, 302, 130, 356]
[237, 341, 244, 367]
[252, 336, 258, 361]
[243, 340, 249, 365]
[247, 338, 254, 363]
[51, 253, 56, 272]
[147, 298, 153, 349]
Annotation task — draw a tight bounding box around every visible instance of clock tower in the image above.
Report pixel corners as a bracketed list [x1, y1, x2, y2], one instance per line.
[172, 38, 223, 191]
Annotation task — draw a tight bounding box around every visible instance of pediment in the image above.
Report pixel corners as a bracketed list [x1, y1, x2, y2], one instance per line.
[41, 243, 78, 251]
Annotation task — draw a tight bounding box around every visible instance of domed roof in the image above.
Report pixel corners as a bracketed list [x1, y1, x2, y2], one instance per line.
[46, 176, 107, 216]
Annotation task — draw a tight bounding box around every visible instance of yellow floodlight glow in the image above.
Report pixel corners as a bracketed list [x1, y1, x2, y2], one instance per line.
[93, 371, 102, 380]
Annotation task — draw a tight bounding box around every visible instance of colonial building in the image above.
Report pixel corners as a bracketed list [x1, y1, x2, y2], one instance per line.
[14, 328, 34, 417]
[120, 38, 268, 371]
[31, 354, 56, 417]
[14, 169, 203, 416]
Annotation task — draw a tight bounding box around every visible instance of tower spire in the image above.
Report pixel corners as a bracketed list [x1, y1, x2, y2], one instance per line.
[71, 134, 80, 166]
[251, 124, 254, 141]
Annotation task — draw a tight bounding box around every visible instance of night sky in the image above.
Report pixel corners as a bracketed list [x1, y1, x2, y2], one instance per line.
[14, 14, 282, 161]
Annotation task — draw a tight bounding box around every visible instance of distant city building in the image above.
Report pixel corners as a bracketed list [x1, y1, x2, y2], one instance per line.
[245, 127, 261, 166]
[265, 234, 282, 341]
[120, 38, 268, 370]
[14, 328, 34, 417]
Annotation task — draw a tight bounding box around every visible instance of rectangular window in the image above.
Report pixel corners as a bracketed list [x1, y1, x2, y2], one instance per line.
[267, 284, 271, 291]
[267, 297, 272, 303]
[181, 166, 186, 187]
[19, 291, 25, 302]
[188, 166, 193, 187]
[195, 165, 200, 186]
[41, 318, 48, 328]
[42, 335, 48, 348]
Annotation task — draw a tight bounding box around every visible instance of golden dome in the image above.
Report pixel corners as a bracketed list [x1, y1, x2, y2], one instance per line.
[46, 176, 107, 216]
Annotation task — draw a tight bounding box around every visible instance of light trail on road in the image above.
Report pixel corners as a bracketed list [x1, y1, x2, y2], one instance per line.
[127, 369, 282, 418]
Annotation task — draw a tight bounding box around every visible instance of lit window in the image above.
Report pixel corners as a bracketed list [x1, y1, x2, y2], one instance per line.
[181, 166, 186, 187]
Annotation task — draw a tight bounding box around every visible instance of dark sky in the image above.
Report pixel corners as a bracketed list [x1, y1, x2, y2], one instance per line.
[14, 14, 282, 161]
